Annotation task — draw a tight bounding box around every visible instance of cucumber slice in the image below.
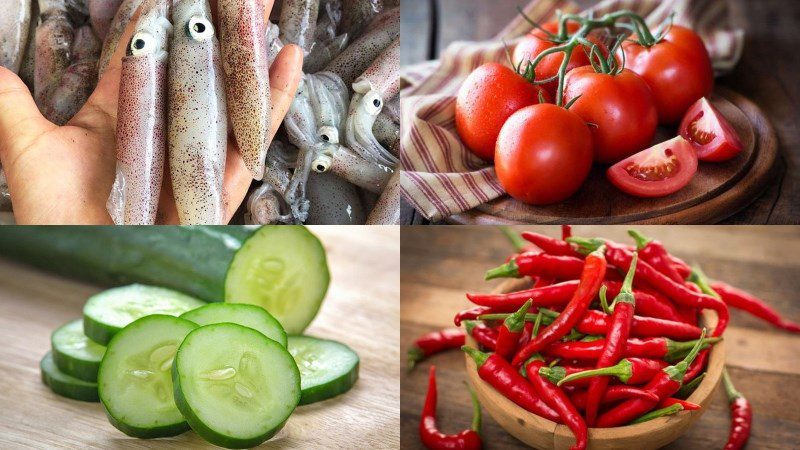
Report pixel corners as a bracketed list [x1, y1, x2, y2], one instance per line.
[288, 335, 359, 405]
[40, 351, 99, 402]
[180, 303, 287, 348]
[173, 323, 301, 449]
[98, 315, 198, 438]
[51, 319, 106, 382]
[225, 226, 329, 334]
[84, 284, 205, 345]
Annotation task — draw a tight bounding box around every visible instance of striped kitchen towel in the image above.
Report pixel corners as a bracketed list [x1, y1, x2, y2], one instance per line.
[400, 0, 745, 222]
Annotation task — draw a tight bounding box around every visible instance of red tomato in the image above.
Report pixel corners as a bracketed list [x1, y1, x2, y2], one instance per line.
[513, 22, 602, 95]
[679, 97, 743, 162]
[607, 136, 698, 198]
[495, 104, 593, 205]
[563, 66, 658, 164]
[619, 25, 714, 124]
[455, 62, 549, 161]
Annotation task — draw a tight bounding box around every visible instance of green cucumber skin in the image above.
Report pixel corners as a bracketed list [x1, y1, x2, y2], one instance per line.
[299, 359, 359, 405]
[0, 226, 257, 301]
[40, 351, 99, 402]
[180, 303, 288, 348]
[51, 320, 105, 382]
[83, 315, 117, 347]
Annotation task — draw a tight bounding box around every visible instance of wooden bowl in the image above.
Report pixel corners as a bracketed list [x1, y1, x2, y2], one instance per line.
[464, 278, 725, 450]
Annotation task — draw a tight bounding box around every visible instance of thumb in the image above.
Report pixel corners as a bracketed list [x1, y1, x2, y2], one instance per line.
[0, 67, 53, 168]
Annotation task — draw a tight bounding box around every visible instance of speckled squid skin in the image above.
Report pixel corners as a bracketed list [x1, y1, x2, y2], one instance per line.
[328, 144, 392, 193]
[278, 0, 318, 53]
[372, 109, 398, 150]
[98, 0, 143, 76]
[303, 33, 347, 74]
[366, 169, 398, 224]
[323, 6, 398, 86]
[42, 25, 99, 125]
[0, 0, 32, 73]
[345, 87, 397, 167]
[341, 0, 381, 39]
[352, 36, 399, 100]
[89, 0, 124, 40]
[219, 0, 271, 181]
[108, 0, 170, 224]
[18, 1, 39, 89]
[305, 171, 365, 224]
[34, 0, 73, 109]
[168, 0, 227, 224]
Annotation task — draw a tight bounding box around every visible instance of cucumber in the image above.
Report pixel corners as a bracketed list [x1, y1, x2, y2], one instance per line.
[98, 315, 198, 438]
[288, 335, 359, 405]
[83, 284, 205, 345]
[173, 323, 301, 449]
[180, 303, 287, 348]
[226, 226, 329, 333]
[0, 226, 329, 334]
[51, 319, 106, 382]
[40, 351, 99, 402]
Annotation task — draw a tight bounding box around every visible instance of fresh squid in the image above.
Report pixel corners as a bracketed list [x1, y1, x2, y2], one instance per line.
[0, 0, 32, 74]
[18, 1, 38, 89]
[88, 0, 124, 40]
[323, 5, 398, 86]
[34, 0, 74, 110]
[219, 0, 271, 180]
[97, 0, 143, 76]
[303, 33, 347, 74]
[340, 0, 381, 39]
[246, 141, 296, 224]
[108, 0, 171, 224]
[304, 171, 365, 224]
[315, 143, 393, 193]
[352, 36, 399, 101]
[366, 169, 398, 224]
[314, 0, 341, 43]
[278, 0, 319, 54]
[266, 21, 283, 66]
[372, 109, 399, 150]
[168, 0, 227, 224]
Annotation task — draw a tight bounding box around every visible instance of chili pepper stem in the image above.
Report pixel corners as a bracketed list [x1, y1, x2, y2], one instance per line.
[465, 382, 482, 433]
[485, 260, 519, 280]
[462, 345, 489, 367]
[627, 229, 652, 250]
[499, 226, 528, 252]
[722, 369, 743, 402]
[407, 347, 424, 371]
[556, 359, 633, 386]
[630, 403, 684, 424]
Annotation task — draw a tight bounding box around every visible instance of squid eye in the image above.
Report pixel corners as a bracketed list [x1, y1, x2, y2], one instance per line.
[188, 17, 214, 41]
[130, 31, 156, 56]
[317, 126, 339, 144]
[363, 91, 383, 115]
[312, 155, 332, 173]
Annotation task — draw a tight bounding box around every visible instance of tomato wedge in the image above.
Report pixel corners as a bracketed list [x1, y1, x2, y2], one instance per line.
[679, 98, 743, 162]
[607, 136, 698, 198]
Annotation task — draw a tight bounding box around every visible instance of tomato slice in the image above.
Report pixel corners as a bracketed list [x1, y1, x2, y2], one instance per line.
[607, 136, 698, 198]
[679, 98, 743, 162]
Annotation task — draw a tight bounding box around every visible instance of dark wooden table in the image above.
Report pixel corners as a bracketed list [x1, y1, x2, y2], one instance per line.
[400, 0, 799, 225]
[400, 225, 800, 449]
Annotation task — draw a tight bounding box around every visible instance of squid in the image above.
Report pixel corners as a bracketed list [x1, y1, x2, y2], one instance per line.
[303, 33, 347, 74]
[34, 0, 74, 111]
[108, 0, 171, 225]
[372, 108, 399, 152]
[88, 0, 124, 40]
[219, 0, 271, 180]
[168, 0, 227, 224]
[97, 0, 144, 76]
[340, 0, 381, 39]
[278, 0, 319, 54]
[0, 0, 32, 74]
[246, 141, 296, 224]
[304, 171, 365, 224]
[266, 21, 283, 66]
[366, 169, 399, 224]
[41, 24, 99, 125]
[314, 0, 341, 43]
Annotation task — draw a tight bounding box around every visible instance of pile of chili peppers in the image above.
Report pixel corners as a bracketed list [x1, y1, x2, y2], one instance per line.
[409, 226, 794, 449]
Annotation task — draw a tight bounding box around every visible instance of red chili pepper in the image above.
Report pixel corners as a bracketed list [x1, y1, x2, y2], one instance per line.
[465, 280, 580, 311]
[562, 225, 573, 240]
[420, 366, 483, 450]
[570, 385, 660, 410]
[499, 226, 530, 253]
[543, 336, 720, 363]
[540, 308, 702, 341]
[722, 369, 751, 450]
[658, 397, 700, 411]
[594, 329, 708, 428]
[532, 277, 555, 288]
[554, 357, 669, 386]
[683, 349, 708, 384]
[485, 253, 586, 281]
[454, 306, 493, 326]
[518, 321, 534, 348]
[464, 321, 498, 351]
[603, 281, 683, 323]
[408, 328, 466, 370]
[512, 247, 607, 367]
[495, 301, 532, 360]
[629, 403, 684, 424]
[538, 365, 598, 387]
[575, 239, 729, 337]
[525, 358, 587, 450]
[712, 281, 800, 333]
[522, 231, 580, 257]
[628, 229, 684, 283]
[461, 346, 561, 423]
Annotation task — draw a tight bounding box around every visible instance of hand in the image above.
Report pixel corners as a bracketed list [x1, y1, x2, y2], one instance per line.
[0, 0, 302, 224]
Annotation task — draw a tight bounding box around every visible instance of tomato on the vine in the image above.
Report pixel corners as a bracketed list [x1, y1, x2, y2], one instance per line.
[455, 62, 549, 161]
[679, 97, 743, 162]
[618, 25, 714, 124]
[606, 136, 698, 198]
[495, 104, 593, 205]
[513, 22, 604, 95]
[563, 66, 658, 164]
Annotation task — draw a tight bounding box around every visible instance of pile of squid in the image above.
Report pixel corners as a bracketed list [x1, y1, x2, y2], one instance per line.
[0, 0, 400, 224]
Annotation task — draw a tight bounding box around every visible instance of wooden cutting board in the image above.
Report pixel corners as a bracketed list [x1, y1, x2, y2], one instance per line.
[448, 88, 780, 224]
[0, 226, 400, 449]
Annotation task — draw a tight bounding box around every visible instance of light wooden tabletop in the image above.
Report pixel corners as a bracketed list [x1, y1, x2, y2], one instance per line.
[0, 225, 400, 449]
[400, 225, 800, 449]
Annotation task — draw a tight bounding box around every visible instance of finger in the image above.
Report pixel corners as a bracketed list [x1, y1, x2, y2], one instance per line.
[0, 67, 53, 169]
[222, 44, 304, 222]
